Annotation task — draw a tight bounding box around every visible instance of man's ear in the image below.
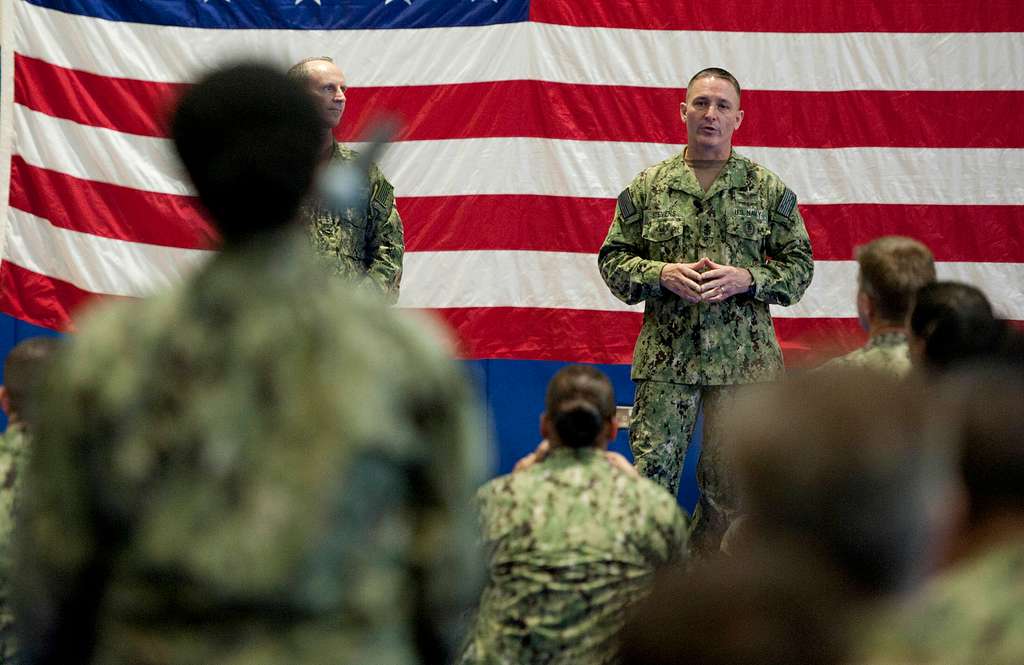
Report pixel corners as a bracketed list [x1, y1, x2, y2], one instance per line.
[0, 386, 10, 419]
[679, 101, 687, 126]
[539, 412, 551, 441]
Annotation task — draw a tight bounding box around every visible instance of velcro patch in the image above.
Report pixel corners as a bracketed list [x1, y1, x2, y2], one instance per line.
[617, 188, 639, 222]
[775, 188, 797, 219]
[371, 180, 395, 216]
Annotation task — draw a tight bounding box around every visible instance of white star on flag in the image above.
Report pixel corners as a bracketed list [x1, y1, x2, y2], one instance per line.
[295, 0, 322, 4]
[384, 0, 413, 4]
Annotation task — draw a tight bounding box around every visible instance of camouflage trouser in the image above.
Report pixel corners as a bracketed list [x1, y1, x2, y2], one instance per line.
[629, 381, 741, 557]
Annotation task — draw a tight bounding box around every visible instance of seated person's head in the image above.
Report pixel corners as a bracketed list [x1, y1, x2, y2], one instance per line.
[0, 336, 61, 430]
[542, 365, 617, 449]
[908, 281, 1006, 372]
[730, 370, 959, 598]
[854, 236, 935, 329]
[171, 62, 323, 245]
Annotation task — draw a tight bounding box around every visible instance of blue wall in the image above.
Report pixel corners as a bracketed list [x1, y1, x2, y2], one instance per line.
[0, 313, 702, 512]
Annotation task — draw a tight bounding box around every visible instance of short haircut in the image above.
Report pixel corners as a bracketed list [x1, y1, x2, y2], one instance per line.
[731, 370, 956, 597]
[171, 62, 323, 242]
[910, 282, 1006, 372]
[4, 336, 61, 425]
[856, 236, 936, 323]
[687, 67, 742, 102]
[544, 365, 616, 448]
[287, 56, 335, 82]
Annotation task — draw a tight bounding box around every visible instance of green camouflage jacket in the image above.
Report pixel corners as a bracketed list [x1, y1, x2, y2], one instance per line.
[598, 150, 813, 385]
[859, 540, 1024, 665]
[460, 447, 687, 665]
[302, 142, 404, 303]
[0, 424, 27, 664]
[817, 331, 911, 378]
[16, 230, 484, 665]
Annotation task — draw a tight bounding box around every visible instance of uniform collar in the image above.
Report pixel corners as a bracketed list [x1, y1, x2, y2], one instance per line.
[669, 149, 747, 198]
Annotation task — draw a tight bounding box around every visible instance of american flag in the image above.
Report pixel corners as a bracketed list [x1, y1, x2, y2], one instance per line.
[1, 0, 1022, 366]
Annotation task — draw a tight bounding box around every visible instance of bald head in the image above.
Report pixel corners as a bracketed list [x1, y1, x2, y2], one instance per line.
[289, 57, 347, 130]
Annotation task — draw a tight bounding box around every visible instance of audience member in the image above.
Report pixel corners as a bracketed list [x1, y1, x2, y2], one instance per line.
[859, 367, 1024, 664]
[817, 236, 934, 376]
[908, 281, 1007, 372]
[459, 365, 687, 665]
[0, 336, 60, 662]
[15, 63, 485, 665]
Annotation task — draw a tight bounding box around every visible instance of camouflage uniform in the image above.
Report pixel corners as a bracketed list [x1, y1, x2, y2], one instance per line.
[0, 424, 27, 663]
[598, 149, 813, 554]
[859, 540, 1024, 665]
[460, 447, 687, 665]
[16, 229, 485, 665]
[302, 142, 404, 303]
[816, 331, 911, 378]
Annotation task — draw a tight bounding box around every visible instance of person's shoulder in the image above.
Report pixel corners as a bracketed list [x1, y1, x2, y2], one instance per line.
[636, 151, 686, 185]
[732, 151, 790, 192]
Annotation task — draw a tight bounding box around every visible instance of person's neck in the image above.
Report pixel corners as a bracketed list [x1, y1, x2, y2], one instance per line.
[321, 132, 336, 161]
[866, 321, 906, 338]
[684, 145, 731, 166]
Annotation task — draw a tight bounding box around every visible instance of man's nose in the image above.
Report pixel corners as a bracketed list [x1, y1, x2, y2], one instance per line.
[333, 89, 345, 103]
[704, 105, 718, 120]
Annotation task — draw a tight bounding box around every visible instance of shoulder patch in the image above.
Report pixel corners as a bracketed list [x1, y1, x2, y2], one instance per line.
[775, 188, 798, 219]
[617, 188, 639, 223]
[371, 179, 395, 216]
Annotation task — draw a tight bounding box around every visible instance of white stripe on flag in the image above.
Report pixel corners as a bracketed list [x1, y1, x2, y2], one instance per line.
[17, 107, 1022, 205]
[15, 1, 1024, 91]
[14, 104, 192, 195]
[4, 207, 212, 298]
[398, 251, 1024, 319]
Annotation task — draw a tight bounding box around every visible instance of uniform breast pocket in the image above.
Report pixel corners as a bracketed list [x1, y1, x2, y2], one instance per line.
[642, 214, 691, 262]
[724, 212, 768, 264]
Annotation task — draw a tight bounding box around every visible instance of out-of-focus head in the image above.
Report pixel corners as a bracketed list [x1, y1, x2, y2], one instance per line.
[620, 543, 850, 665]
[944, 366, 1024, 524]
[681, 67, 743, 156]
[171, 62, 322, 244]
[288, 56, 347, 130]
[731, 370, 959, 597]
[1, 336, 61, 427]
[908, 282, 1006, 372]
[542, 365, 617, 449]
[855, 236, 935, 328]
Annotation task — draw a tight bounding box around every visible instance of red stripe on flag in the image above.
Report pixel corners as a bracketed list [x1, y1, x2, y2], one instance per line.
[0, 261, 122, 332]
[13, 53, 183, 139]
[16, 57, 1024, 149]
[529, 0, 1024, 32]
[9, 156, 219, 250]
[403, 195, 1024, 263]
[414, 306, 870, 365]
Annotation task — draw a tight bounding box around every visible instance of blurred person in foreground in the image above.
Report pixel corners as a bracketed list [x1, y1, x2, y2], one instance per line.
[288, 56, 404, 302]
[459, 365, 688, 665]
[817, 236, 935, 376]
[858, 366, 1024, 665]
[623, 370, 960, 665]
[0, 336, 61, 662]
[908, 281, 1008, 373]
[15, 63, 484, 665]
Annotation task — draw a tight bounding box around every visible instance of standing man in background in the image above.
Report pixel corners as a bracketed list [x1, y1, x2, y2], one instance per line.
[289, 56, 404, 302]
[598, 67, 813, 556]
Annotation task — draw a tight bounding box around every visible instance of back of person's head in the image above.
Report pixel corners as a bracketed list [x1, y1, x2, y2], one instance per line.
[730, 370, 958, 597]
[2, 336, 61, 428]
[909, 281, 1006, 372]
[171, 62, 323, 243]
[943, 367, 1024, 523]
[619, 543, 850, 665]
[856, 236, 935, 323]
[544, 365, 616, 449]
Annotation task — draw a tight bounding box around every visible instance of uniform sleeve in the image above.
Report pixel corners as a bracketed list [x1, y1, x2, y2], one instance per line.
[14, 343, 106, 664]
[365, 168, 405, 305]
[597, 180, 667, 305]
[746, 187, 814, 307]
